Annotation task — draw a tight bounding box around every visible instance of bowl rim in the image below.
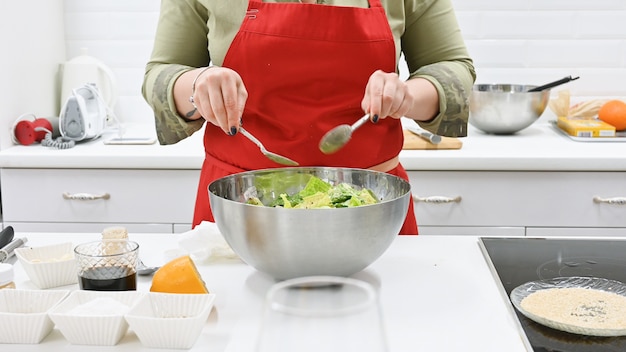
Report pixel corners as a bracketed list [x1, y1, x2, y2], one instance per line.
[472, 83, 551, 94]
[208, 166, 412, 208]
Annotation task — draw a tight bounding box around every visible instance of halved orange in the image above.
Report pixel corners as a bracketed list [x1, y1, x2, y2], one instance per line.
[150, 255, 209, 294]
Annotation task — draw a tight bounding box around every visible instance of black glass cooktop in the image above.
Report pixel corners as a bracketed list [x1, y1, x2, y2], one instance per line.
[480, 237, 626, 352]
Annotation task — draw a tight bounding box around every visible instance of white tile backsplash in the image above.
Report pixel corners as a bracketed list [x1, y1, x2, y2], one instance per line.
[5, 0, 626, 143]
[61, 0, 626, 124]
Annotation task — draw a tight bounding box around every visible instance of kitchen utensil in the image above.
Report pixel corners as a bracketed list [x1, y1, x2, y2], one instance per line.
[401, 117, 442, 144]
[239, 127, 299, 166]
[0, 238, 28, 263]
[74, 240, 139, 291]
[256, 276, 388, 352]
[469, 84, 550, 134]
[527, 75, 580, 92]
[208, 167, 410, 280]
[0, 226, 14, 249]
[137, 259, 159, 276]
[319, 114, 370, 154]
[402, 130, 462, 150]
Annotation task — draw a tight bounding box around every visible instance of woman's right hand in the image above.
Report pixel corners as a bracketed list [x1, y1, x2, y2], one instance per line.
[189, 66, 248, 135]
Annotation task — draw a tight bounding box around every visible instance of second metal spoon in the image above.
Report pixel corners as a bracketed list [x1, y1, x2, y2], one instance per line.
[319, 114, 370, 154]
[239, 127, 299, 166]
[137, 259, 160, 276]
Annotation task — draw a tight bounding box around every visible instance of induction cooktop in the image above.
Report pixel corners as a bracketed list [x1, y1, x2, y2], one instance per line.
[479, 237, 626, 352]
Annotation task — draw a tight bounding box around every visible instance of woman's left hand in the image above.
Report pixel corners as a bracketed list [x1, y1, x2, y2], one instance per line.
[361, 70, 416, 121]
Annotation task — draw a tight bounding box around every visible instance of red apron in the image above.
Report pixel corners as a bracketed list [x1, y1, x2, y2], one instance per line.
[193, 0, 418, 235]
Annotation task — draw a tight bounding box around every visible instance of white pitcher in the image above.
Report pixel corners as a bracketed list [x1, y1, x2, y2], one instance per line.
[59, 48, 117, 114]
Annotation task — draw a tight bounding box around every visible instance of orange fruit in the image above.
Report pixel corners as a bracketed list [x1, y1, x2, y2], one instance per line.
[598, 100, 626, 131]
[150, 255, 209, 294]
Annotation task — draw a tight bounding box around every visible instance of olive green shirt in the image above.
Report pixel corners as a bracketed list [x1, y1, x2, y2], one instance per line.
[143, 0, 476, 144]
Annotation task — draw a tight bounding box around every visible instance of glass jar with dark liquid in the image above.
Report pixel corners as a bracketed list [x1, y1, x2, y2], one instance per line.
[74, 240, 139, 291]
[79, 265, 137, 291]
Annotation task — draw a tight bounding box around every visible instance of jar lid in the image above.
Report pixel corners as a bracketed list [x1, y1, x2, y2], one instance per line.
[0, 263, 15, 285]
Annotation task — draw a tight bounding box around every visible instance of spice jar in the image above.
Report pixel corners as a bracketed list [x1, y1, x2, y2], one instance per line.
[0, 263, 16, 289]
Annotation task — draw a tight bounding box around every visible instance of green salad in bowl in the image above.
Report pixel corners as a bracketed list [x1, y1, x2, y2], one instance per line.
[208, 167, 411, 280]
[246, 175, 378, 209]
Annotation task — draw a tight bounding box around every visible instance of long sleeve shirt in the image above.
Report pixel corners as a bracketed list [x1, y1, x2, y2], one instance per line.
[142, 0, 476, 144]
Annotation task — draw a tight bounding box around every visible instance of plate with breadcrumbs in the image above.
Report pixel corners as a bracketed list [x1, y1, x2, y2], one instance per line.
[511, 276, 626, 336]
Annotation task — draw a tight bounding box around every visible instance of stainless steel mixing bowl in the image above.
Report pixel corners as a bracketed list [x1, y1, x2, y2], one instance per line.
[469, 84, 551, 134]
[208, 167, 411, 280]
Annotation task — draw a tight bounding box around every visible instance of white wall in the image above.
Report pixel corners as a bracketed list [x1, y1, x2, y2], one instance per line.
[454, 0, 626, 98]
[2, 0, 626, 149]
[63, 0, 160, 128]
[0, 0, 65, 150]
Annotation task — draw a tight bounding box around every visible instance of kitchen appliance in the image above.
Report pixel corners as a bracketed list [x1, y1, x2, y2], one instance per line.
[479, 237, 626, 351]
[10, 114, 60, 146]
[59, 83, 108, 141]
[60, 48, 116, 113]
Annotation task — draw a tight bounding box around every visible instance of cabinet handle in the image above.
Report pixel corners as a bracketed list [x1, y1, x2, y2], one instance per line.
[593, 196, 626, 205]
[62, 192, 111, 201]
[413, 195, 462, 204]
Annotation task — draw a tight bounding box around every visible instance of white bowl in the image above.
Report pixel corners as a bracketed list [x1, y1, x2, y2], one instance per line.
[48, 290, 143, 346]
[125, 292, 216, 349]
[15, 242, 78, 289]
[0, 289, 69, 344]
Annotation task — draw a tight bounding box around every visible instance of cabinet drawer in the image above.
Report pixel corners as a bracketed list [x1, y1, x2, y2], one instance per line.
[1, 169, 199, 225]
[408, 171, 626, 228]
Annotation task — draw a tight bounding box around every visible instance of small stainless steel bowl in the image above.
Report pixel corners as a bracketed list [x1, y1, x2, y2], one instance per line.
[208, 167, 411, 280]
[469, 84, 550, 134]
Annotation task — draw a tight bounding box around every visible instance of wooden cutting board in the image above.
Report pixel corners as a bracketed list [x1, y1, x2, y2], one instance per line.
[402, 129, 463, 150]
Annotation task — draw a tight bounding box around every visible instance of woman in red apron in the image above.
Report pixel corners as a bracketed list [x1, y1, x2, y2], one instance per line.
[188, 0, 420, 234]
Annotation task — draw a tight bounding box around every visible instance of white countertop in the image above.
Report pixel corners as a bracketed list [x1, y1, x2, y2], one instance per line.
[3, 233, 529, 352]
[1, 120, 625, 171]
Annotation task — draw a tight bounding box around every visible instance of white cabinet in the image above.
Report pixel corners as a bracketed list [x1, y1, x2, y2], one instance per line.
[408, 171, 626, 236]
[0, 168, 199, 233]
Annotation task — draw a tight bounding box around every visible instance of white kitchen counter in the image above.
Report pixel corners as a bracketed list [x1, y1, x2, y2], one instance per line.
[3, 233, 529, 352]
[1, 121, 625, 171]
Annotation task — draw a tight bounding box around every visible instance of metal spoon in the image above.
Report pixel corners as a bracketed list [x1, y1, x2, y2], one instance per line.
[137, 259, 160, 276]
[319, 114, 370, 154]
[239, 127, 299, 166]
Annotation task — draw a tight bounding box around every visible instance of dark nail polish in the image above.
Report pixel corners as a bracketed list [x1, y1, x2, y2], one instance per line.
[239, 117, 243, 126]
[230, 127, 238, 136]
[372, 114, 379, 123]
